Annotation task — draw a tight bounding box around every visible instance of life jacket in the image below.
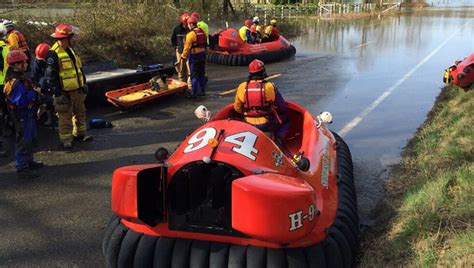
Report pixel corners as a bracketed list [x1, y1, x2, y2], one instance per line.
[264, 25, 273, 37]
[51, 42, 85, 91]
[239, 25, 250, 42]
[3, 77, 35, 110]
[0, 41, 9, 85]
[8, 30, 28, 52]
[243, 80, 273, 117]
[256, 25, 264, 35]
[192, 28, 207, 49]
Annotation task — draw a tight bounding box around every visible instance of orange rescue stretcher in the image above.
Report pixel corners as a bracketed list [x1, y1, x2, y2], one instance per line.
[105, 78, 188, 109]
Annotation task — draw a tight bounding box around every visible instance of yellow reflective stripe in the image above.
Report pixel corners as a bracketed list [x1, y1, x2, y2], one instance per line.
[59, 133, 73, 142]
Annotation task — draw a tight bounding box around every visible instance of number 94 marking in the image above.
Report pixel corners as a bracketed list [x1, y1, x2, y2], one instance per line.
[183, 127, 259, 160]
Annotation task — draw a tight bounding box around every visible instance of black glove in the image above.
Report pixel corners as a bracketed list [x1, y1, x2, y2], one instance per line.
[82, 85, 89, 94]
[52, 87, 61, 97]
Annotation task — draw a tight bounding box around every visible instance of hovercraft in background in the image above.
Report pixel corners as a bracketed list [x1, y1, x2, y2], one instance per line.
[444, 53, 474, 90]
[207, 28, 296, 66]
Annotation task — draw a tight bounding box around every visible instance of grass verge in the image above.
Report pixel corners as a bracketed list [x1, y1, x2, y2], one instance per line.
[361, 86, 473, 267]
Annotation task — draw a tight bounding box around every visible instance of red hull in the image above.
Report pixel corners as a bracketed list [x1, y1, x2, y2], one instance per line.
[103, 102, 359, 267]
[444, 53, 474, 89]
[208, 28, 296, 66]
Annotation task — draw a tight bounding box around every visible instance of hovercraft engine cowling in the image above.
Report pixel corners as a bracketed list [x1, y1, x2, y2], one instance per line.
[168, 161, 244, 236]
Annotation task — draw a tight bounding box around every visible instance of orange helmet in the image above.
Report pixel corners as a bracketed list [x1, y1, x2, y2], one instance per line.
[245, 19, 251, 27]
[7, 50, 28, 65]
[51, 23, 73, 39]
[249, 59, 265, 73]
[187, 16, 198, 25]
[180, 12, 190, 24]
[35, 43, 51, 60]
[191, 12, 200, 19]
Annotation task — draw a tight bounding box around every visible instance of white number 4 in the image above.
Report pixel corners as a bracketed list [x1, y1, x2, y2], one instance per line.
[224, 131, 259, 160]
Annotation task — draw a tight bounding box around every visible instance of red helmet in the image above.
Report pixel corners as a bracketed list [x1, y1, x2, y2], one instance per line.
[7, 50, 28, 65]
[245, 19, 251, 27]
[187, 16, 198, 25]
[250, 25, 257, 33]
[51, 23, 73, 39]
[180, 12, 190, 24]
[35, 43, 51, 60]
[191, 12, 200, 19]
[249, 59, 265, 73]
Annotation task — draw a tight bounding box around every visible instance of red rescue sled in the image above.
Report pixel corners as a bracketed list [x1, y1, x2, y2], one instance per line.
[444, 53, 474, 90]
[102, 102, 359, 267]
[105, 78, 188, 109]
[208, 28, 296, 66]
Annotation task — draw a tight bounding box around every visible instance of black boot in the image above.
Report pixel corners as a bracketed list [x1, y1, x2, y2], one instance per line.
[74, 135, 93, 142]
[29, 160, 44, 169]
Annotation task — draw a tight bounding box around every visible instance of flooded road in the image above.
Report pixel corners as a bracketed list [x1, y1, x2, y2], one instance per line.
[0, 4, 473, 267]
[288, 7, 474, 226]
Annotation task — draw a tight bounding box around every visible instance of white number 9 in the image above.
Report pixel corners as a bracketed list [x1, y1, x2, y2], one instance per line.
[184, 127, 217, 153]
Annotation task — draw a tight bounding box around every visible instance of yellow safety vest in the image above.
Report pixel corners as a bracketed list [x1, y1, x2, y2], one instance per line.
[239, 25, 250, 42]
[264, 25, 273, 37]
[51, 42, 84, 91]
[0, 41, 9, 86]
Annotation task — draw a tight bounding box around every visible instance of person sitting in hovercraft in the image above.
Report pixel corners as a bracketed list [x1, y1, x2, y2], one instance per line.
[233, 59, 289, 143]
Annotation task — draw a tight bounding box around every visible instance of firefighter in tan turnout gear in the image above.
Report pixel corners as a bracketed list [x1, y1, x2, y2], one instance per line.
[45, 23, 91, 149]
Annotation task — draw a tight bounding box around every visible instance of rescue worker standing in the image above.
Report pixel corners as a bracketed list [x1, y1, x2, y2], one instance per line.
[263, 19, 280, 42]
[0, 25, 10, 157]
[182, 16, 207, 98]
[191, 12, 209, 43]
[171, 13, 190, 85]
[239, 19, 254, 44]
[32, 43, 53, 126]
[3, 50, 43, 178]
[3, 20, 30, 61]
[45, 23, 91, 149]
[234, 59, 288, 140]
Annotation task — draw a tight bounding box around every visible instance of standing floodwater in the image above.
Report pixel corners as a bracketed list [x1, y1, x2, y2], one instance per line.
[286, 5, 474, 226]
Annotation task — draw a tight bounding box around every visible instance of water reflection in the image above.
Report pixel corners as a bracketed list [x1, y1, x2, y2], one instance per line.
[291, 6, 474, 72]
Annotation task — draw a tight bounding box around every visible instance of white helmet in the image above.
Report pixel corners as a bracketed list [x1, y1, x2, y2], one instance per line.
[252, 16, 259, 23]
[0, 24, 6, 36]
[2, 19, 13, 28]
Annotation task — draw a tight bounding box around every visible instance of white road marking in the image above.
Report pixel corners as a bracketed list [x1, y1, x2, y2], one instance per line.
[338, 20, 472, 137]
[353, 41, 375, 49]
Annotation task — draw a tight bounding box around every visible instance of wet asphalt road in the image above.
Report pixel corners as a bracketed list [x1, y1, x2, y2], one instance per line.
[1, 5, 474, 267]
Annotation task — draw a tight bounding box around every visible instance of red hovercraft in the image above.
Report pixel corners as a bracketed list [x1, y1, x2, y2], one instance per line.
[207, 28, 296, 66]
[102, 102, 359, 267]
[443, 52, 474, 90]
